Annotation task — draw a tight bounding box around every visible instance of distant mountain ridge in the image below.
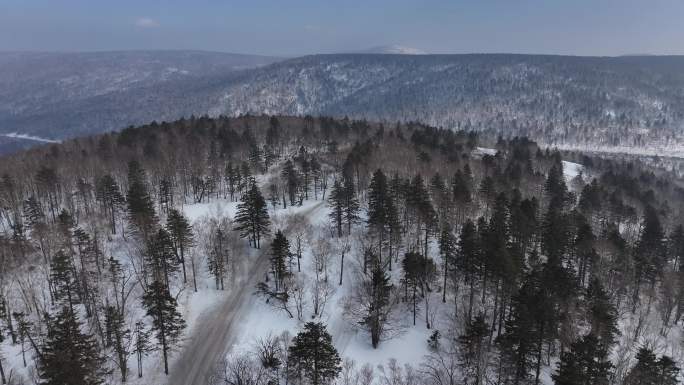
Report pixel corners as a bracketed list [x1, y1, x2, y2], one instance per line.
[0, 50, 281, 140]
[1, 52, 684, 156]
[210, 54, 684, 155]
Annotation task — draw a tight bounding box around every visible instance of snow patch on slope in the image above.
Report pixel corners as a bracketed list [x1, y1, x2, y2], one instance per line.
[562, 160, 584, 183]
[361, 45, 428, 55]
[1, 133, 61, 143]
[475, 147, 498, 156]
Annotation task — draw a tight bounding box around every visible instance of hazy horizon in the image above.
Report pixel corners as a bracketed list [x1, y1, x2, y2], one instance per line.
[1, 48, 682, 59]
[2, 0, 684, 57]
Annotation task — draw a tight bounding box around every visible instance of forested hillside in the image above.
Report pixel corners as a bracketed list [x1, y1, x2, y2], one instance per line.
[214, 55, 684, 156]
[2, 54, 684, 157]
[0, 115, 683, 385]
[0, 50, 281, 142]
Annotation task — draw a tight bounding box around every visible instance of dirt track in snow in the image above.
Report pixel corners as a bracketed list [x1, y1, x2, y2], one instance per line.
[168, 201, 325, 385]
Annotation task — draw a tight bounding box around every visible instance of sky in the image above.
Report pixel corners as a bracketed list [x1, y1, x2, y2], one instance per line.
[1, 0, 683, 57]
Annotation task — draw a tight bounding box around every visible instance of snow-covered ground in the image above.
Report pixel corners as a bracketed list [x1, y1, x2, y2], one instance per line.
[1, 133, 61, 143]
[144, 195, 440, 379]
[475, 147, 498, 156]
[550, 142, 684, 160]
[212, 197, 444, 373]
[124, 199, 245, 385]
[562, 160, 584, 183]
[612, 303, 684, 382]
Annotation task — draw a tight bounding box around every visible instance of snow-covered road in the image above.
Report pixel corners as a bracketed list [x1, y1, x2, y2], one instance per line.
[168, 201, 326, 385]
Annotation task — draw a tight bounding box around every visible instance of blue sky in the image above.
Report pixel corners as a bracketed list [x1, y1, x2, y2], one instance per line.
[1, 0, 682, 56]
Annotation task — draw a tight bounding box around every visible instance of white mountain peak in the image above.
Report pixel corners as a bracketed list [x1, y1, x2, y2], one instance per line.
[360, 44, 427, 55]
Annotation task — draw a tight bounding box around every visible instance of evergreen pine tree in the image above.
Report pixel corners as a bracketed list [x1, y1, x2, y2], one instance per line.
[654, 356, 680, 385]
[342, 177, 360, 235]
[544, 159, 570, 209]
[429, 172, 450, 223]
[234, 180, 271, 248]
[438, 225, 457, 303]
[95, 174, 124, 234]
[35, 166, 59, 222]
[282, 160, 301, 206]
[509, 196, 538, 259]
[552, 333, 612, 385]
[249, 142, 264, 174]
[328, 179, 345, 237]
[145, 228, 178, 289]
[402, 251, 423, 326]
[498, 275, 539, 385]
[225, 162, 239, 201]
[542, 203, 570, 265]
[478, 176, 497, 217]
[328, 176, 359, 237]
[586, 278, 619, 346]
[633, 206, 666, 306]
[459, 219, 481, 322]
[408, 175, 437, 258]
[126, 161, 157, 238]
[267, 116, 281, 150]
[270, 230, 290, 293]
[50, 249, 78, 314]
[363, 262, 393, 348]
[625, 347, 680, 385]
[142, 280, 186, 375]
[452, 168, 473, 223]
[368, 169, 393, 265]
[458, 313, 489, 385]
[38, 307, 107, 385]
[166, 209, 194, 284]
[288, 322, 342, 385]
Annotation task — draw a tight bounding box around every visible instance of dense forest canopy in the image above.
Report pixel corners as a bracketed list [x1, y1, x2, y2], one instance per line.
[0, 115, 683, 385]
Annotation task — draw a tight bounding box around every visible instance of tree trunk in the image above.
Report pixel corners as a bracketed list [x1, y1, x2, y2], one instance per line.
[468, 279, 475, 323]
[111, 205, 117, 234]
[425, 288, 431, 329]
[0, 358, 6, 385]
[138, 350, 143, 378]
[191, 256, 198, 292]
[534, 320, 545, 385]
[339, 250, 345, 285]
[180, 245, 187, 283]
[442, 254, 448, 303]
[412, 285, 417, 325]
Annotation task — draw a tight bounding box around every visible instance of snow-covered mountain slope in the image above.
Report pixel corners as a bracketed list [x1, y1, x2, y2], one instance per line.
[357, 45, 427, 54]
[211, 54, 684, 156]
[0, 50, 281, 141]
[3, 53, 684, 157]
